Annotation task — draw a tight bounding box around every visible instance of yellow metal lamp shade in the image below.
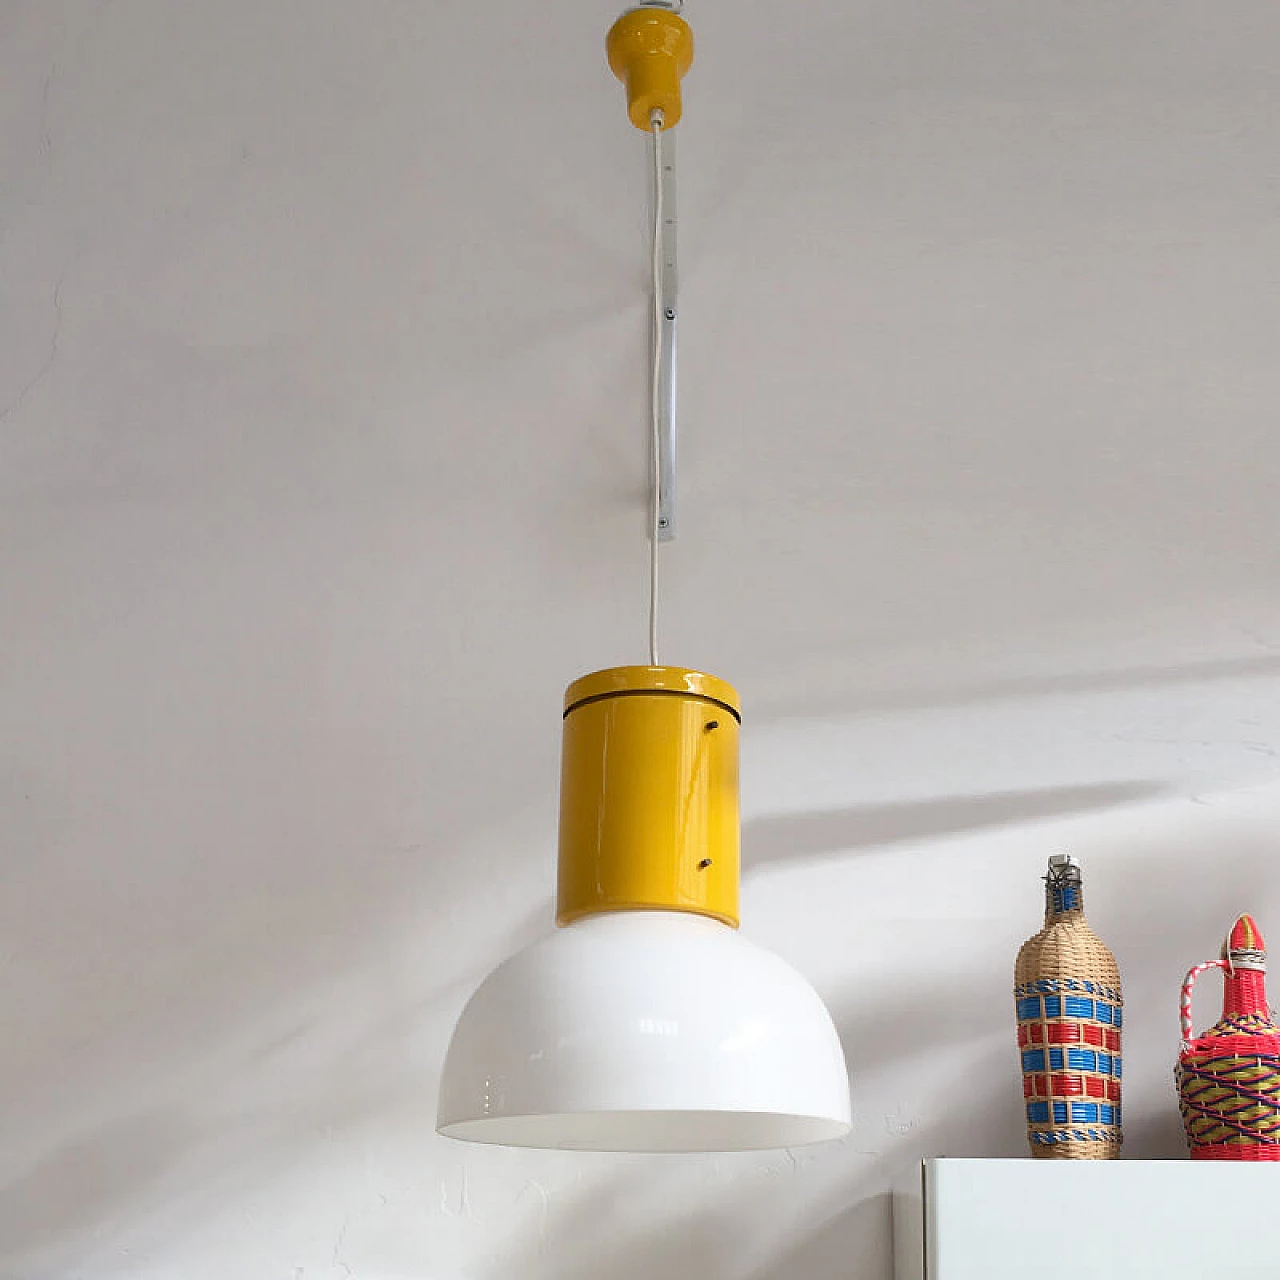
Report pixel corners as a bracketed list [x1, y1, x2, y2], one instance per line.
[437, 667, 852, 1152]
[558, 666, 740, 927]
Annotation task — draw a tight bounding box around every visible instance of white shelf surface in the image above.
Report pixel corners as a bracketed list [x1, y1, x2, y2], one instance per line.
[893, 1157, 1280, 1279]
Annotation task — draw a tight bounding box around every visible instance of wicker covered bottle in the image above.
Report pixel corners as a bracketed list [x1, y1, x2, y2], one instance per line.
[1176, 914, 1280, 1159]
[1014, 854, 1122, 1158]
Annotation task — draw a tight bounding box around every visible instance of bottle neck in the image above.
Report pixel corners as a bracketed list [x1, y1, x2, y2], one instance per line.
[1224, 967, 1268, 1019]
[1044, 877, 1084, 922]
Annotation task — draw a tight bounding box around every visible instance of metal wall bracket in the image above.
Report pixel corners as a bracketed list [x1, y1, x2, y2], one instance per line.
[655, 131, 677, 541]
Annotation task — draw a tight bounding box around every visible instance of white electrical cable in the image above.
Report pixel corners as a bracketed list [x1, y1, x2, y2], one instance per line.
[648, 108, 664, 668]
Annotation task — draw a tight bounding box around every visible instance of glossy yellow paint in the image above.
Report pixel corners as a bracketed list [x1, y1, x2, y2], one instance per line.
[605, 7, 694, 131]
[563, 665, 737, 712]
[557, 666, 740, 928]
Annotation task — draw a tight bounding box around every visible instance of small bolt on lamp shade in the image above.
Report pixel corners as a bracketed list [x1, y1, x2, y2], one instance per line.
[437, 667, 852, 1153]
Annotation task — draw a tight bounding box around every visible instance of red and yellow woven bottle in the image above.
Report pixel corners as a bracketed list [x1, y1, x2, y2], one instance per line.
[1014, 854, 1122, 1158]
[1176, 914, 1280, 1159]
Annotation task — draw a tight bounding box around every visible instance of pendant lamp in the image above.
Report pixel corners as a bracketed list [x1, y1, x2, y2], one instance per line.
[436, 2, 851, 1153]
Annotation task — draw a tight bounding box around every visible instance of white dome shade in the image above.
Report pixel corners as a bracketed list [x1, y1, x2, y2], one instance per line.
[437, 911, 851, 1151]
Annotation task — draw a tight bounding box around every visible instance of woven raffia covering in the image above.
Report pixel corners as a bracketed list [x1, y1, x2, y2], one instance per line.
[1176, 915, 1280, 1160]
[1014, 864, 1122, 1159]
[1177, 1046, 1280, 1156]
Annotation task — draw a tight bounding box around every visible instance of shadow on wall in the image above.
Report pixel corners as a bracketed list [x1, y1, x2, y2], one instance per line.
[479, 930, 1028, 1280]
[743, 781, 1168, 869]
[483, 1056, 1022, 1280]
[479, 790, 1280, 1280]
[752, 653, 1280, 722]
[0, 894, 550, 1276]
[6, 699, 1276, 1276]
[748, 1191, 891, 1280]
[0, 1067, 436, 1275]
[0, 1111, 194, 1272]
[22, 785, 1164, 1267]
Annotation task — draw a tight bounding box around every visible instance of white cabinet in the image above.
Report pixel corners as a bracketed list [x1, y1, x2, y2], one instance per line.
[893, 1158, 1280, 1279]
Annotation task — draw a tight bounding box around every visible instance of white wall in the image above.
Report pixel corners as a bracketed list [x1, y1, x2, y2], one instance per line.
[4, 1, 1280, 1277]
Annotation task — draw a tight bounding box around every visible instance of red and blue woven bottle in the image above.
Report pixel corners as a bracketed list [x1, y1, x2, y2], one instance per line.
[1014, 854, 1122, 1158]
[1176, 914, 1280, 1159]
